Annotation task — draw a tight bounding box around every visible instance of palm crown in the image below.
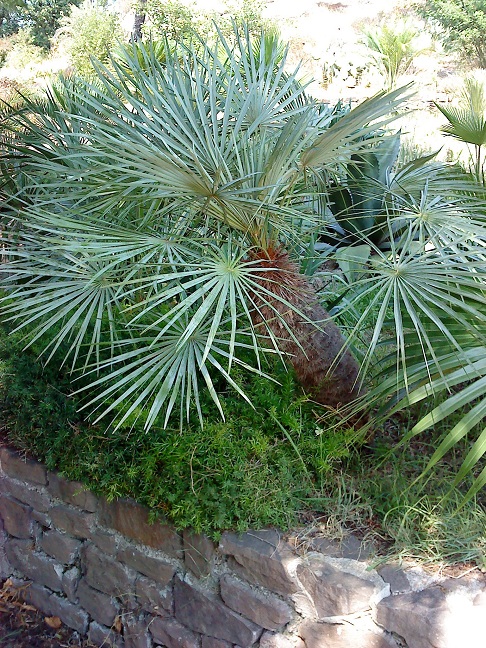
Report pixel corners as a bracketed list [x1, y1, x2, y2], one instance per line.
[0, 30, 408, 430]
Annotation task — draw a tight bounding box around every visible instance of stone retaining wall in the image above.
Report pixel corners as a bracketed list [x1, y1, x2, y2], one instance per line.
[0, 445, 484, 648]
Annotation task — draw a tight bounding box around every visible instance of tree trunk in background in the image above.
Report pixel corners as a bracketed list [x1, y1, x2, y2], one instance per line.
[132, 0, 146, 41]
[251, 247, 363, 409]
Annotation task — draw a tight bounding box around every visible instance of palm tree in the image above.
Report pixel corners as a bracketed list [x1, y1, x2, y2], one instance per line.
[1, 29, 407, 430]
[435, 75, 486, 184]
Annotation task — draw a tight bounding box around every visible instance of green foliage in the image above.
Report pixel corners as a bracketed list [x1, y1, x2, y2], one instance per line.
[1, 29, 45, 69]
[0, 2, 24, 38]
[1, 27, 407, 431]
[142, 0, 271, 44]
[143, 0, 197, 42]
[362, 20, 425, 90]
[20, 0, 82, 50]
[435, 75, 486, 184]
[58, 1, 123, 77]
[415, 0, 486, 67]
[0, 322, 356, 534]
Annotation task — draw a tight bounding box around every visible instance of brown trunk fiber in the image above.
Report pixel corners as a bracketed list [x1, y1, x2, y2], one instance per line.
[250, 247, 363, 409]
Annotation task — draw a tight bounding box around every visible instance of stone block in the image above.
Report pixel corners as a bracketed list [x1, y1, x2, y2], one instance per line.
[32, 510, 51, 527]
[40, 529, 82, 564]
[47, 472, 98, 512]
[6, 538, 64, 592]
[0, 495, 33, 538]
[299, 621, 398, 648]
[0, 520, 12, 578]
[219, 530, 300, 596]
[99, 498, 182, 557]
[89, 621, 125, 648]
[174, 577, 262, 647]
[183, 529, 215, 577]
[375, 586, 484, 648]
[0, 476, 51, 512]
[118, 545, 175, 585]
[201, 637, 231, 648]
[149, 616, 199, 648]
[376, 564, 411, 595]
[22, 583, 54, 616]
[63, 566, 80, 603]
[124, 614, 153, 648]
[91, 529, 119, 555]
[135, 575, 173, 616]
[77, 578, 120, 627]
[296, 556, 384, 618]
[220, 574, 293, 630]
[83, 543, 135, 598]
[0, 447, 47, 485]
[50, 504, 94, 539]
[310, 534, 375, 562]
[49, 592, 89, 634]
[260, 632, 294, 648]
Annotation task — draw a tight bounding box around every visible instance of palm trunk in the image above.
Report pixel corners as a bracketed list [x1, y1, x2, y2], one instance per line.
[251, 247, 363, 409]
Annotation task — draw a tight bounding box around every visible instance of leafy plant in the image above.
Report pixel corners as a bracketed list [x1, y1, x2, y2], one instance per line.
[1, 26, 408, 431]
[415, 0, 486, 68]
[0, 321, 357, 534]
[362, 20, 426, 90]
[6, 0, 83, 50]
[57, 1, 122, 78]
[435, 75, 486, 184]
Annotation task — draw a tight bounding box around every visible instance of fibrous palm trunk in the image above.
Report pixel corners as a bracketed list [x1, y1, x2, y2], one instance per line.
[251, 247, 363, 409]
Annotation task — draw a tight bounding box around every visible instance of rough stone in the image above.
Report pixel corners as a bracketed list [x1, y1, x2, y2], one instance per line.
[0, 519, 11, 578]
[22, 583, 54, 616]
[124, 614, 153, 648]
[40, 529, 82, 564]
[259, 632, 295, 648]
[375, 586, 485, 648]
[149, 616, 199, 648]
[47, 472, 98, 512]
[220, 574, 293, 630]
[183, 529, 215, 577]
[88, 621, 125, 648]
[49, 593, 89, 634]
[0, 476, 51, 512]
[377, 564, 411, 594]
[118, 545, 175, 585]
[77, 578, 120, 627]
[296, 555, 383, 617]
[50, 505, 94, 539]
[99, 498, 182, 557]
[90, 529, 119, 555]
[310, 534, 375, 561]
[63, 566, 80, 603]
[219, 530, 300, 596]
[32, 510, 51, 527]
[6, 538, 64, 592]
[83, 544, 135, 598]
[201, 637, 231, 648]
[0, 495, 33, 538]
[174, 577, 262, 647]
[0, 447, 47, 485]
[299, 621, 398, 648]
[135, 575, 173, 616]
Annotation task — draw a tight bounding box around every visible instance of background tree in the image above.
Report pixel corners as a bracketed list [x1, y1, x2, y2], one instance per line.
[415, 0, 486, 68]
[57, 0, 122, 77]
[9, 0, 83, 49]
[0, 0, 24, 38]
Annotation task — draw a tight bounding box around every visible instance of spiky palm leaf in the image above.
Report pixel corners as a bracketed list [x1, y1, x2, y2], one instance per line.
[1, 27, 409, 429]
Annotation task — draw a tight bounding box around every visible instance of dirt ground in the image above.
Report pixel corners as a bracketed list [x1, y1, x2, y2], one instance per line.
[0, 580, 93, 648]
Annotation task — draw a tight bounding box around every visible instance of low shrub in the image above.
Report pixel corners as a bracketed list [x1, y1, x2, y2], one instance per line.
[0, 323, 358, 535]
